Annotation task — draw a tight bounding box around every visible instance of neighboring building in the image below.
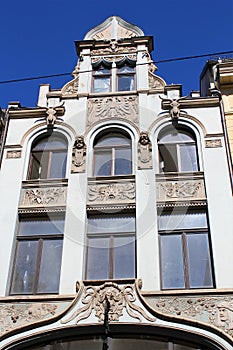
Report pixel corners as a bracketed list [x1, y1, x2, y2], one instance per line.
[0, 17, 232, 350]
[200, 59, 233, 185]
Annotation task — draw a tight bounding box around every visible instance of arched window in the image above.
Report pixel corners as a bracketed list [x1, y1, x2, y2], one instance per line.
[158, 125, 199, 173]
[27, 132, 68, 180]
[93, 130, 132, 176]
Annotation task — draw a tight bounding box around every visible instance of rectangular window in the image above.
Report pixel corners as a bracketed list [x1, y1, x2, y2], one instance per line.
[117, 65, 136, 91]
[10, 215, 64, 295]
[93, 65, 111, 93]
[158, 210, 214, 290]
[85, 213, 136, 280]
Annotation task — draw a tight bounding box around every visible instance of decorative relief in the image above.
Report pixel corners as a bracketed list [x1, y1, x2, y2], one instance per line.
[160, 96, 188, 119]
[62, 77, 79, 96]
[148, 63, 165, 90]
[91, 42, 137, 56]
[61, 281, 155, 325]
[118, 25, 137, 38]
[205, 139, 222, 148]
[37, 103, 65, 125]
[71, 136, 86, 173]
[93, 26, 112, 41]
[88, 96, 138, 126]
[88, 182, 135, 203]
[145, 295, 233, 338]
[6, 150, 22, 159]
[0, 303, 60, 334]
[138, 131, 153, 169]
[157, 181, 205, 201]
[20, 187, 66, 207]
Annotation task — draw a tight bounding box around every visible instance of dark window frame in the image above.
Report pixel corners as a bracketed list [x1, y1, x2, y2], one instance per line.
[85, 212, 136, 280]
[27, 132, 68, 180]
[92, 63, 112, 93]
[158, 209, 215, 290]
[10, 215, 64, 295]
[158, 125, 199, 173]
[93, 130, 132, 177]
[116, 62, 136, 92]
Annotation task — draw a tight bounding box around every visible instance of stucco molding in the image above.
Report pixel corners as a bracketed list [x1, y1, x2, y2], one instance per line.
[145, 293, 233, 340]
[0, 302, 69, 336]
[61, 280, 155, 325]
[87, 95, 138, 126]
[88, 180, 136, 204]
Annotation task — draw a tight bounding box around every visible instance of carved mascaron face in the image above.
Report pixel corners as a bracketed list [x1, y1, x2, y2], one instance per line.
[75, 137, 85, 149]
[139, 133, 150, 146]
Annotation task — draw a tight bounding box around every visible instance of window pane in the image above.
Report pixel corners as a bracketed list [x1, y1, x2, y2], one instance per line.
[180, 144, 198, 172]
[118, 75, 135, 91]
[158, 211, 208, 231]
[38, 239, 63, 293]
[86, 238, 110, 279]
[115, 148, 132, 175]
[30, 152, 44, 179]
[88, 215, 135, 234]
[94, 151, 112, 176]
[18, 218, 64, 236]
[159, 144, 178, 172]
[32, 136, 67, 151]
[160, 235, 185, 289]
[118, 65, 135, 74]
[93, 77, 110, 93]
[11, 241, 38, 294]
[95, 134, 131, 147]
[114, 236, 135, 278]
[159, 129, 196, 143]
[187, 233, 213, 288]
[49, 151, 67, 178]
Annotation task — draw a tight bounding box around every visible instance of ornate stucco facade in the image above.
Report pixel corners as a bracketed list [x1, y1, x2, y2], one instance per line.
[0, 17, 232, 350]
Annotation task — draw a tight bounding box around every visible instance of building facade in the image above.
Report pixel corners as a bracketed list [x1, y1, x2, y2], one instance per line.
[0, 16, 232, 350]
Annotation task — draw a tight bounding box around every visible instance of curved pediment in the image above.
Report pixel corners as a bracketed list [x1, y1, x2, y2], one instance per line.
[84, 16, 144, 41]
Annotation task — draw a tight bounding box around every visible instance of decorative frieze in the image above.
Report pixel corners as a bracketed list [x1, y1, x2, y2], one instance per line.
[20, 187, 67, 207]
[87, 95, 138, 126]
[145, 294, 233, 339]
[88, 178, 135, 205]
[205, 139, 222, 148]
[61, 280, 155, 325]
[157, 176, 206, 202]
[0, 302, 69, 335]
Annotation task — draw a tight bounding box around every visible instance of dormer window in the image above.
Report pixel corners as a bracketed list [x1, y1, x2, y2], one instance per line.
[92, 59, 136, 93]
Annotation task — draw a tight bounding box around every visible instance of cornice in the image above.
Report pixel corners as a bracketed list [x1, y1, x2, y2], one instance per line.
[8, 107, 65, 119]
[161, 97, 220, 109]
[75, 36, 153, 55]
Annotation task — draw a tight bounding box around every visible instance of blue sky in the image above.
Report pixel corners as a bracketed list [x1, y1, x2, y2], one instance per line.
[0, 0, 232, 108]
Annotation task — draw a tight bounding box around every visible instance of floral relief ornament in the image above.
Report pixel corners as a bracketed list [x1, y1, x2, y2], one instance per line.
[24, 188, 66, 206]
[153, 296, 233, 338]
[0, 303, 57, 334]
[88, 183, 135, 202]
[61, 282, 155, 324]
